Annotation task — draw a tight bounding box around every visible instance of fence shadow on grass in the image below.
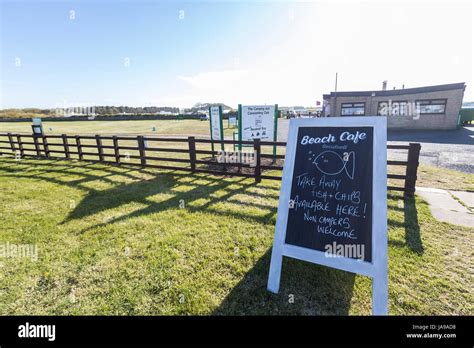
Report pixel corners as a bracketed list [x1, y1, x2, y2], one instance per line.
[402, 195, 423, 254]
[0, 158, 280, 232]
[1, 159, 422, 255]
[0, 157, 148, 191]
[213, 249, 357, 315]
[65, 173, 281, 234]
[387, 193, 423, 254]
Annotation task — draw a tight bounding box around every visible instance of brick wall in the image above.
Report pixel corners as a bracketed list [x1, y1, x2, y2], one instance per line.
[327, 87, 465, 130]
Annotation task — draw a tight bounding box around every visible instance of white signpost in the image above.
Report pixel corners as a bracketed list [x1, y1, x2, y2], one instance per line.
[267, 117, 388, 315]
[209, 105, 224, 153]
[238, 104, 278, 159]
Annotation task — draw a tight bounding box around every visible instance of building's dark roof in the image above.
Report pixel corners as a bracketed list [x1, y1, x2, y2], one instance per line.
[323, 82, 466, 98]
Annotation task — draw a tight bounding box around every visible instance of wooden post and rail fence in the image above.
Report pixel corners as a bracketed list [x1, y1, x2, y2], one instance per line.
[0, 132, 421, 196]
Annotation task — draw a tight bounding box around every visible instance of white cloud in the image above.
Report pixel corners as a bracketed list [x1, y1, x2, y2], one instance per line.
[174, 68, 322, 108]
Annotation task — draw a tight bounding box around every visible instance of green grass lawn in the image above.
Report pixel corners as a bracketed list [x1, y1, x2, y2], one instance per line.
[0, 156, 472, 315]
[0, 119, 239, 138]
[416, 164, 474, 191]
[389, 163, 474, 192]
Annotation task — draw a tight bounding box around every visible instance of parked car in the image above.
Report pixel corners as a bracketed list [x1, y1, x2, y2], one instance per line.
[200, 114, 209, 121]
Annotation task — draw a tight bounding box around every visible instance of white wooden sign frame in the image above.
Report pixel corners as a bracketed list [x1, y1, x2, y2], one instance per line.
[209, 105, 224, 152]
[267, 116, 388, 315]
[238, 104, 278, 159]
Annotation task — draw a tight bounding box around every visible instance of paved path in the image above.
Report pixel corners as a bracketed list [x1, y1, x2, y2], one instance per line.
[416, 187, 474, 227]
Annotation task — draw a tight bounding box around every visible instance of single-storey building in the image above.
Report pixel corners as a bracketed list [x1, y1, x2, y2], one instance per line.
[322, 82, 466, 130]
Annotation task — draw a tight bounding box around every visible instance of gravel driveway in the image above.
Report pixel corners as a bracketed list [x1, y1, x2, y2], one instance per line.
[388, 127, 474, 173]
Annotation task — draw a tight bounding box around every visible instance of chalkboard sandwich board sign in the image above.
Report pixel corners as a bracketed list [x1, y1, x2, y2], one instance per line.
[267, 116, 388, 315]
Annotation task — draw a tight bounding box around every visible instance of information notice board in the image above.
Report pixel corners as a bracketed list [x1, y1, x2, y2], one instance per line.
[238, 104, 278, 159]
[209, 105, 224, 152]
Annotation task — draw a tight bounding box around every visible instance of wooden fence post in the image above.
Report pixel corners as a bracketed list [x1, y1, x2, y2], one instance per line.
[404, 142, 421, 196]
[254, 138, 261, 183]
[113, 136, 120, 164]
[62, 134, 70, 159]
[188, 136, 196, 173]
[42, 134, 50, 158]
[16, 135, 24, 158]
[96, 135, 104, 162]
[33, 134, 41, 157]
[7, 133, 16, 154]
[138, 136, 146, 166]
[76, 136, 83, 160]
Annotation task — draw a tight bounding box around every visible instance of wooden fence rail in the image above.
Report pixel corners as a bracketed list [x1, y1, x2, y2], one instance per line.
[0, 132, 421, 196]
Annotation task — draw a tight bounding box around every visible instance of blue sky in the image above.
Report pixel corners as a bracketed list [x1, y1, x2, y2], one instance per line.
[1, 0, 473, 108]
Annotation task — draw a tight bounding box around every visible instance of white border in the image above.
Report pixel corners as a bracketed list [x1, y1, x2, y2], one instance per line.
[267, 116, 388, 315]
[240, 105, 275, 142]
[209, 106, 222, 140]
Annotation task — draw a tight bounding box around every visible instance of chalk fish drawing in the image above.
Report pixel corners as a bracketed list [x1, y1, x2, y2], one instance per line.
[312, 150, 355, 179]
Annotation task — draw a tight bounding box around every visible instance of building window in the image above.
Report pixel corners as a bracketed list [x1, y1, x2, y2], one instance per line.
[341, 102, 365, 116]
[415, 99, 447, 115]
[378, 101, 409, 116]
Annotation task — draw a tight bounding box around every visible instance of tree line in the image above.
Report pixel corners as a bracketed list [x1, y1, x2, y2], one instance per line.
[0, 103, 233, 119]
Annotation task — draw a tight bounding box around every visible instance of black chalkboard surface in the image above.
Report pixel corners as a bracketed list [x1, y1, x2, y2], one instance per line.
[284, 126, 373, 262]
